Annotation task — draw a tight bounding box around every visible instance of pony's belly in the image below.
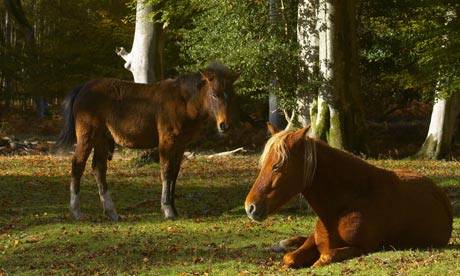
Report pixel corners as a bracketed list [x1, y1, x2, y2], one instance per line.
[109, 127, 158, 149]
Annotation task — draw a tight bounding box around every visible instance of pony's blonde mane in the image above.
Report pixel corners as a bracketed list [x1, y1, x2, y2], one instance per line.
[259, 129, 317, 188]
[259, 130, 293, 167]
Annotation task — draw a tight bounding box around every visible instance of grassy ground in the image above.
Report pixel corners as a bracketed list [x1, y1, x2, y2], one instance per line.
[0, 153, 459, 275]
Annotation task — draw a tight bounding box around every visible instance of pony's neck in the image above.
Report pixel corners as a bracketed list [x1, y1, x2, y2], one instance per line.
[302, 140, 385, 219]
[186, 88, 209, 120]
[177, 74, 209, 120]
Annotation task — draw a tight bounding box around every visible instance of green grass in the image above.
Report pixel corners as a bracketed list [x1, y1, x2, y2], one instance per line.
[0, 154, 459, 275]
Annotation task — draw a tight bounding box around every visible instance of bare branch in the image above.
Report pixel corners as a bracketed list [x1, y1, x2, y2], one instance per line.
[207, 147, 246, 159]
[283, 109, 296, 130]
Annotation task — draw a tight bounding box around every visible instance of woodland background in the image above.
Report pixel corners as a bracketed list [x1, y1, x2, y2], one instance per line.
[0, 0, 459, 156]
[1, 1, 460, 275]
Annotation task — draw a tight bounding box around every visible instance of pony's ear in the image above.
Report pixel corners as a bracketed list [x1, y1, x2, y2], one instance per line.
[266, 122, 280, 136]
[200, 70, 215, 82]
[295, 126, 311, 140]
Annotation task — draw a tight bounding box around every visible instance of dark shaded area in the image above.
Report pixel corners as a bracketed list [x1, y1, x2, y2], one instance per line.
[2, 97, 460, 159]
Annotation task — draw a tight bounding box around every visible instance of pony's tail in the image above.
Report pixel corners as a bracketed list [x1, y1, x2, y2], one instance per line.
[55, 85, 81, 154]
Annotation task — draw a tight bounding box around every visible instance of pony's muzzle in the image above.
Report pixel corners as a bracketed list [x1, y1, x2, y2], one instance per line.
[245, 202, 266, 222]
[218, 121, 229, 133]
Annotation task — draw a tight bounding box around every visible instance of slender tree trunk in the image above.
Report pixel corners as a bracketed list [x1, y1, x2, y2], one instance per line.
[296, 0, 319, 128]
[268, 0, 287, 131]
[2, 11, 13, 109]
[333, 0, 366, 152]
[315, 0, 334, 143]
[116, 0, 164, 84]
[416, 92, 460, 160]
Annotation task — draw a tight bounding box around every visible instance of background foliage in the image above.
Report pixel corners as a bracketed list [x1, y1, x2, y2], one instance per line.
[1, 0, 459, 113]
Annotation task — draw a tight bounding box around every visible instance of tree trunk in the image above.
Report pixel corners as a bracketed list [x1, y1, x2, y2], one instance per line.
[315, 0, 334, 144]
[2, 11, 13, 109]
[416, 7, 459, 160]
[34, 96, 50, 118]
[116, 0, 165, 84]
[311, 0, 366, 152]
[416, 92, 460, 160]
[296, 0, 319, 128]
[268, 0, 287, 131]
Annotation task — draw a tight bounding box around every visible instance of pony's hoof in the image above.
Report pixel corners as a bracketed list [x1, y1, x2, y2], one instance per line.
[270, 244, 287, 253]
[70, 209, 84, 221]
[165, 215, 176, 221]
[162, 205, 177, 220]
[106, 212, 120, 221]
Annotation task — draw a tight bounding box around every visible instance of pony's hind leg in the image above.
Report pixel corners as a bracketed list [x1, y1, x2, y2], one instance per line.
[70, 141, 93, 220]
[92, 141, 119, 221]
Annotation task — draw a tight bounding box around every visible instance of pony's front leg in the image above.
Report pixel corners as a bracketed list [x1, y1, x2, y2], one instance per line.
[159, 134, 186, 220]
[70, 177, 83, 220]
[69, 143, 93, 220]
[282, 234, 320, 268]
[159, 150, 183, 220]
[161, 180, 177, 220]
[312, 246, 363, 267]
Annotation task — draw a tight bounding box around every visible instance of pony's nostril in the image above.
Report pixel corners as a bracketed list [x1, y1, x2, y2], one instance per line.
[219, 122, 228, 131]
[248, 203, 256, 215]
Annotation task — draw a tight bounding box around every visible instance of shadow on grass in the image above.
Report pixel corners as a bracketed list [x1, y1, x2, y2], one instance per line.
[437, 180, 460, 217]
[1, 221, 279, 274]
[1, 162, 458, 232]
[0, 162, 313, 231]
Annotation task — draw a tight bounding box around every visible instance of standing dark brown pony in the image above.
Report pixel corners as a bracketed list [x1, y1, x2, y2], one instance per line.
[245, 125, 452, 268]
[57, 64, 239, 220]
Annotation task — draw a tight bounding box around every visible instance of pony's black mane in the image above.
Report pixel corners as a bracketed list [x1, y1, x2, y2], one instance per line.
[174, 64, 231, 93]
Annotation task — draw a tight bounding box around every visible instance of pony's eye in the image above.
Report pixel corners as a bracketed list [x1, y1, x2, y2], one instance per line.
[212, 93, 218, 99]
[272, 163, 282, 172]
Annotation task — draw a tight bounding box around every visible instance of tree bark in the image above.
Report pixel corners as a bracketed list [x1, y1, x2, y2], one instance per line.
[416, 7, 459, 160]
[416, 92, 460, 160]
[116, 0, 164, 84]
[296, 0, 319, 128]
[268, 0, 287, 131]
[310, 0, 366, 152]
[2, 11, 13, 109]
[316, 0, 334, 144]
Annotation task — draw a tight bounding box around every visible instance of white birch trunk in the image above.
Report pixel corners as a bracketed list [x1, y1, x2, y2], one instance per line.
[416, 8, 459, 160]
[314, 0, 334, 140]
[296, 0, 319, 128]
[116, 0, 163, 84]
[268, 0, 287, 130]
[416, 91, 460, 160]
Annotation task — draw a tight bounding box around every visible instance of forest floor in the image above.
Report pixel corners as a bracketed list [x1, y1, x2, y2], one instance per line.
[1, 102, 460, 275]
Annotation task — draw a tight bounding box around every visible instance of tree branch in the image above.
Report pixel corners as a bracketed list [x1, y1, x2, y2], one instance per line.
[283, 109, 296, 130]
[115, 46, 132, 70]
[207, 147, 246, 159]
